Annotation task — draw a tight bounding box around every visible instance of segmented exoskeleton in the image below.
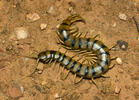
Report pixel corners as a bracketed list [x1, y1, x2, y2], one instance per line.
[34, 50, 113, 82]
[56, 14, 116, 80]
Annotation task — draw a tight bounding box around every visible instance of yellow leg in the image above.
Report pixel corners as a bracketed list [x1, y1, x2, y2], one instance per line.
[69, 26, 79, 34]
[83, 32, 88, 38]
[74, 32, 82, 38]
[57, 63, 61, 72]
[56, 35, 65, 44]
[27, 58, 40, 77]
[91, 78, 98, 89]
[74, 74, 83, 84]
[109, 64, 115, 70]
[48, 59, 53, 64]
[100, 75, 110, 78]
[110, 57, 117, 61]
[92, 34, 100, 40]
[109, 44, 118, 51]
[61, 70, 70, 80]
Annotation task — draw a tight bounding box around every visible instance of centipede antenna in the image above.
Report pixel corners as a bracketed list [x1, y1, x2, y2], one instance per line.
[74, 74, 83, 84]
[18, 54, 38, 60]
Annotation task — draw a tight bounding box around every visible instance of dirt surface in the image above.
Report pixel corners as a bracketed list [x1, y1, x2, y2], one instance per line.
[0, 0, 139, 100]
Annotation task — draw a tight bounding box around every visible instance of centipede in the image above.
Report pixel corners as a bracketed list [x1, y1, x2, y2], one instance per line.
[56, 14, 117, 82]
[29, 50, 114, 86]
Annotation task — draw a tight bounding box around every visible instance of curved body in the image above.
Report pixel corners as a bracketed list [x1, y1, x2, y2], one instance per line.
[57, 14, 112, 77]
[38, 50, 110, 78]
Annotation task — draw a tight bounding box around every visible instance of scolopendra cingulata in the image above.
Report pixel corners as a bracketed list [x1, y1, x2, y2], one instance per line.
[26, 50, 115, 87]
[56, 14, 117, 83]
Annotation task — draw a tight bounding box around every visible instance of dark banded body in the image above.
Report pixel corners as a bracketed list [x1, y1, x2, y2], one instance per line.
[57, 14, 112, 77]
[38, 50, 107, 78]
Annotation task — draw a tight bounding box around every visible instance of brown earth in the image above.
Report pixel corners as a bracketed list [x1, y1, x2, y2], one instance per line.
[0, 0, 139, 100]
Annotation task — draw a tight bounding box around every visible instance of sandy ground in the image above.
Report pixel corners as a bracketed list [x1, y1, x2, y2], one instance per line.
[0, 0, 139, 100]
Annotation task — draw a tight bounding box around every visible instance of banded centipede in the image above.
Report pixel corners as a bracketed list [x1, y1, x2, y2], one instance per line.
[34, 50, 112, 80]
[56, 14, 116, 79]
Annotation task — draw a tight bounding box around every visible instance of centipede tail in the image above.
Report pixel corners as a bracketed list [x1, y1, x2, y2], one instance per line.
[57, 14, 117, 80]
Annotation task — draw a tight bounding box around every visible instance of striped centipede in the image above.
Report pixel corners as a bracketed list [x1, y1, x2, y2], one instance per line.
[56, 14, 116, 81]
[31, 50, 113, 85]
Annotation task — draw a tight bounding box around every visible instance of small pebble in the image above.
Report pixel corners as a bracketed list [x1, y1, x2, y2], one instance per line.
[54, 93, 61, 99]
[56, 24, 60, 28]
[112, 22, 117, 27]
[118, 68, 124, 73]
[14, 27, 29, 39]
[48, 6, 55, 14]
[8, 87, 23, 99]
[41, 81, 47, 86]
[37, 63, 44, 71]
[38, 70, 43, 74]
[94, 96, 101, 100]
[115, 86, 121, 94]
[117, 40, 128, 51]
[24, 57, 29, 61]
[116, 57, 122, 65]
[20, 86, 24, 94]
[40, 23, 47, 30]
[137, 37, 139, 40]
[2, 40, 5, 44]
[119, 13, 127, 21]
[26, 13, 40, 22]
[6, 44, 13, 51]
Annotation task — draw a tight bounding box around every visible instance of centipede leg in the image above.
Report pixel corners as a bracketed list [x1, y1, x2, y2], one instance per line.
[109, 44, 118, 51]
[91, 78, 98, 88]
[110, 57, 117, 61]
[69, 26, 79, 35]
[92, 34, 100, 40]
[61, 70, 70, 80]
[108, 64, 116, 70]
[74, 74, 83, 84]
[27, 58, 40, 77]
[74, 32, 82, 38]
[83, 32, 88, 38]
[56, 35, 65, 45]
[100, 75, 110, 78]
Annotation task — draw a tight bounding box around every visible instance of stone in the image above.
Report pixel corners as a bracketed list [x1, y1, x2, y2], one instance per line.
[14, 27, 29, 39]
[8, 87, 23, 99]
[116, 57, 122, 65]
[26, 13, 40, 22]
[119, 13, 127, 21]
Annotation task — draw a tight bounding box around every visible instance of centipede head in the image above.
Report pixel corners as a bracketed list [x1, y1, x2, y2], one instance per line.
[37, 51, 52, 64]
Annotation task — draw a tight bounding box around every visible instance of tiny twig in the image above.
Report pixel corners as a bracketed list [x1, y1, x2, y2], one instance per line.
[133, 16, 139, 33]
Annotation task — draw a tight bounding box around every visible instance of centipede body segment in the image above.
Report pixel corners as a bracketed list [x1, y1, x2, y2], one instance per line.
[56, 14, 115, 79]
